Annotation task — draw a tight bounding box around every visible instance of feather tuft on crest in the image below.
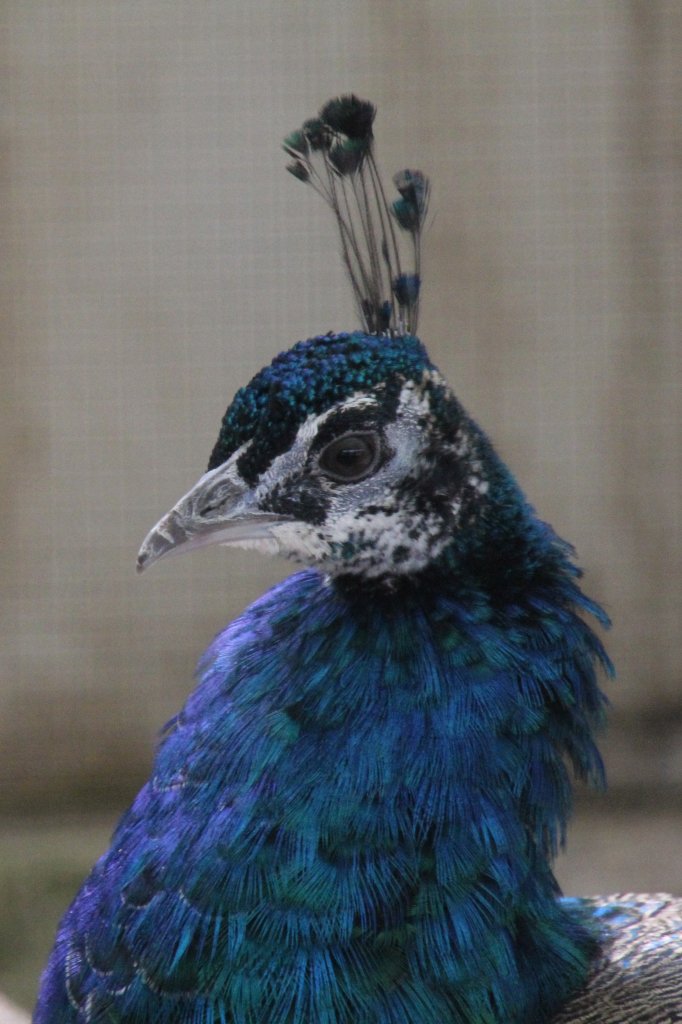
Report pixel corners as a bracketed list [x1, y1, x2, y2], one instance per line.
[284, 95, 429, 336]
[319, 95, 376, 140]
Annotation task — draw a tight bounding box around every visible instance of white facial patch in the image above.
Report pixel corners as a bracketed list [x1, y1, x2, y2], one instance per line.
[209, 372, 488, 579]
[249, 375, 482, 577]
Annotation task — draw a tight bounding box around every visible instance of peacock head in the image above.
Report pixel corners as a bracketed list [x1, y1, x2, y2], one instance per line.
[136, 331, 508, 581]
[138, 97, 530, 584]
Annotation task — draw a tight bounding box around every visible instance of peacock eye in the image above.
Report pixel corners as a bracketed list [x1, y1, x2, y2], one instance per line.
[318, 431, 381, 483]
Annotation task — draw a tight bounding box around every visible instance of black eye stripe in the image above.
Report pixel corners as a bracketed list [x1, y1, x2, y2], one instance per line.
[310, 409, 378, 452]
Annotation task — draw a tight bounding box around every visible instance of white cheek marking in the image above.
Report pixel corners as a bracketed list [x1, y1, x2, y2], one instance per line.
[453, 431, 470, 459]
[266, 503, 454, 579]
[468, 475, 489, 496]
[269, 522, 332, 564]
[220, 536, 281, 556]
[396, 376, 484, 523]
[395, 374, 441, 423]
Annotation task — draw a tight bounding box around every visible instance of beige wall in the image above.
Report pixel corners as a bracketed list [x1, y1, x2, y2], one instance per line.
[2, 3, 681, 809]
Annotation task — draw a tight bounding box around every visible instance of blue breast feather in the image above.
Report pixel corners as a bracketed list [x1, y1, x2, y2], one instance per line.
[36, 556, 615, 1024]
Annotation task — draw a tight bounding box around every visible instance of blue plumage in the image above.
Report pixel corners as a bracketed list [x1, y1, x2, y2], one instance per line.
[35, 555, 609, 1022]
[34, 97, 681, 1023]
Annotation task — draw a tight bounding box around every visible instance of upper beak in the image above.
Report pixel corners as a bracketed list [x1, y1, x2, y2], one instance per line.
[136, 461, 291, 573]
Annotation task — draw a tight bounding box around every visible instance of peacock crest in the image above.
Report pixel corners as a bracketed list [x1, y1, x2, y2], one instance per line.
[284, 95, 429, 336]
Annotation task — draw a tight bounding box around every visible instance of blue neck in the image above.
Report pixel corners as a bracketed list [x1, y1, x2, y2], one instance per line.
[178, 554, 609, 1022]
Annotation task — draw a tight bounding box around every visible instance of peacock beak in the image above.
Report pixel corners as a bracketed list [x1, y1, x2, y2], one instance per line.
[136, 460, 291, 573]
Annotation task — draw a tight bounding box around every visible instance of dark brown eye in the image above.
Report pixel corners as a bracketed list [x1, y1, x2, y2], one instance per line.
[318, 432, 381, 483]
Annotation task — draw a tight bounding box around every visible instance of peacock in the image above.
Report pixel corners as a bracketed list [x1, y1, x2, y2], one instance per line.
[34, 96, 681, 1024]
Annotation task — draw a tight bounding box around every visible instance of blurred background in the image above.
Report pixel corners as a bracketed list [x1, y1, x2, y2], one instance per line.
[2, 0, 681, 1012]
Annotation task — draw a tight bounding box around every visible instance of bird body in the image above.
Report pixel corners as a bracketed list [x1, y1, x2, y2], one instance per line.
[34, 100, 681, 1023]
[555, 895, 682, 1023]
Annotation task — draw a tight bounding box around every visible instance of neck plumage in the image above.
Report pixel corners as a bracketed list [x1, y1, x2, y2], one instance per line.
[188, 538, 609, 1022]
